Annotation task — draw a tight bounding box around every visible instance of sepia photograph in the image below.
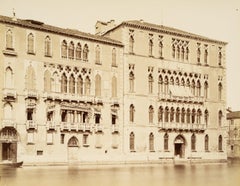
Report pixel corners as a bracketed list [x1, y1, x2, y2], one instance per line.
[0, 0, 239, 185]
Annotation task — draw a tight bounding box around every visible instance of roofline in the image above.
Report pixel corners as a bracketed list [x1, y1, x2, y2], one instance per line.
[0, 15, 123, 47]
[104, 21, 227, 45]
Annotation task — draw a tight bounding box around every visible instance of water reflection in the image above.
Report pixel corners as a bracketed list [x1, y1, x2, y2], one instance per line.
[0, 163, 240, 186]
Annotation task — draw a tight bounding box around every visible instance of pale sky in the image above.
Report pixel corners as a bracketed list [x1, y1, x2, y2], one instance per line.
[1, 0, 240, 110]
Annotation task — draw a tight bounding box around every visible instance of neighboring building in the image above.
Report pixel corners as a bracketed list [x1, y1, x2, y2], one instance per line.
[99, 19, 227, 162]
[227, 110, 240, 159]
[0, 14, 227, 165]
[0, 14, 124, 164]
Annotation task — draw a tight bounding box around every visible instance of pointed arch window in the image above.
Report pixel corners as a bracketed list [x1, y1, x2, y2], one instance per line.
[181, 108, 185, 123]
[61, 40, 67, 58]
[95, 74, 101, 97]
[52, 72, 60, 92]
[6, 29, 13, 49]
[76, 43, 82, 60]
[164, 76, 169, 94]
[61, 73, 67, 93]
[27, 33, 34, 54]
[158, 75, 163, 94]
[205, 135, 209, 152]
[191, 134, 196, 151]
[177, 46, 180, 59]
[191, 80, 196, 96]
[45, 36, 51, 57]
[69, 74, 75, 94]
[204, 109, 209, 126]
[129, 104, 135, 122]
[196, 80, 201, 97]
[185, 47, 189, 60]
[218, 135, 223, 151]
[148, 74, 153, 94]
[112, 48, 117, 67]
[191, 109, 196, 124]
[25, 65, 36, 90]
[149, 105, 154, 123]
[85, 76, 91, 95]
[44, 70, 51, 92]
[159, 41, 163, 58]
[196, 109, 202, 124]
[218, 48, 222, 66]
[95, 45, 101, 64]
[164, 133, 169, 151]
[149, 133, 154, 152]
[164, 107, 169, 122]
[129, 35, 134, 54]
[129, 71, 135, 93]
[83, 44, 89, 61]
[112, 76, 117, 97]
[186, 109, 191, 124]
[149, 39, 153, 56]
[130, 132, 135, 152]
[204, 47, 208, 65]
[68, 41, 74, 59]
[5, 67, 13, 88]
[197, 48, 201, 63]
[170, 107, 174, 122]
[172, 45, 176, 58]
[218, 110, 223, 127]
[158, 106, 163, 123]
[4, 103, 13, 120]
[77, 75, 83, 95]
[176, 107, 180, 123]
[181, 46, 184, 60]
[218, 82, 223, 100]
[204, 81, 208, 99]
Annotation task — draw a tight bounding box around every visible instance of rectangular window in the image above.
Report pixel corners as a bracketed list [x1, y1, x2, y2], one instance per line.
[61, 134, 65, 144]
[37, 150, 43, 156]
[95, 114, 101, 124]
[83, 134, 89, 146]
[47, 133, 53, 144]
[112, 115, 116, 125]
[27, 132, 34, 144]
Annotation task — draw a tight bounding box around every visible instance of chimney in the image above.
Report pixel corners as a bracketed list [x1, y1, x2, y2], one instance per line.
[12, 8, 17, 21]
[95, 20, 115, 35]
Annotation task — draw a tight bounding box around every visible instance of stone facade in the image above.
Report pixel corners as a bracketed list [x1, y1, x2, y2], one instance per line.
[227, 111, 240, 159]
[0, 14, 227, 165]
[101, 20, 227, 162]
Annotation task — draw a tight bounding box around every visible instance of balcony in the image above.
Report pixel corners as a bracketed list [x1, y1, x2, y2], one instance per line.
[2, 119, 16, 128]
[3, 88, 17, 100]
[46, 121, 56, 130]
[95, 124, 103, 132]
[112, 124, 120, 133]
[43, 92, 94, 103]
[158, 122, 206, 132]
[60, 122, 93, 132]
[26, 120, 37, 130]
[158, 93, 204, 104]
[25, 90, 38, 99]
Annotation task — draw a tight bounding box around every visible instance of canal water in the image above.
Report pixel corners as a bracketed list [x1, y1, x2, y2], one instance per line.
[0, 162, 240, 186]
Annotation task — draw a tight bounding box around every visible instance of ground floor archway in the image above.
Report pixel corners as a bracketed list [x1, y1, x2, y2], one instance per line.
[174, 135, 185, 159]
[67, 136, 79, 162]
[0, 127, 19, 162]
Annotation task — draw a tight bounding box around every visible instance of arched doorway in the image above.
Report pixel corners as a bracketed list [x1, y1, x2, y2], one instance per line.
[0, 127, 19, 162]
[67, 136, 79, 162]
[174, 135, 185, 159]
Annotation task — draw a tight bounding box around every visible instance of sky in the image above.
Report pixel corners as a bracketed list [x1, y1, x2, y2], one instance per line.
[0, 0, 240, 110]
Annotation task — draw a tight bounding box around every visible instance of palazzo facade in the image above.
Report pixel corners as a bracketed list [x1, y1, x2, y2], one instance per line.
[99, 20, 227, 161]
[0, 14, 227, 165]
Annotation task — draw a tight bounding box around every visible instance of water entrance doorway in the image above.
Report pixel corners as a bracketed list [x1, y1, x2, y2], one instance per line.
[174, 135, 185, 159]
[0, 127, 18, 162]
[67, 136, 79, 162]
